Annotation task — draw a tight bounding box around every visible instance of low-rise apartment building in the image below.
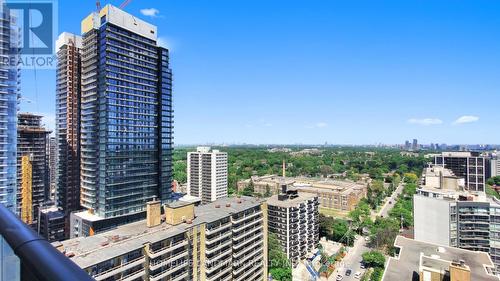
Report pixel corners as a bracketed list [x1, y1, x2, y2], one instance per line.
[56, 196, 268, 281]
[267, 185, 319, 267]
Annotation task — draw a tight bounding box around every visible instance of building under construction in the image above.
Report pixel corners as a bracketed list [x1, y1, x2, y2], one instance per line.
[16, 113, 51, 226]
[55, 32, 82, 238]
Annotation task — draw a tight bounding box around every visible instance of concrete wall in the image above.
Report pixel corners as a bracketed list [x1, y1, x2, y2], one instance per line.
[414, 195, 451, 246]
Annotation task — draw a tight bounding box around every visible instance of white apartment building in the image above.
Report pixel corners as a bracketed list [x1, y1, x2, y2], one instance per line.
[188, 147, 228, 204]
[492, 156, 500, 178]
[414, 165, 500, 275]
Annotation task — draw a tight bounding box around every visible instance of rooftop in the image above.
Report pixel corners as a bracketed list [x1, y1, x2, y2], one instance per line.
[383, 236, 498, 281]
[57, 196, 262, 268]
[245, 175, 367, 194]
[438, 151, 481, 158]
[193, 196, 263, 224]
[267, 192, 317, 208]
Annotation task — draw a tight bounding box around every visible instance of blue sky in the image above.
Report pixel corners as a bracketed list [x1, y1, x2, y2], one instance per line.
[21, 0, 500, 145]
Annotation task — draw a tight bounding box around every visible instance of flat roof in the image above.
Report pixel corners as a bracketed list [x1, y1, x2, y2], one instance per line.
[57, 196, 261, 268]
[59, 218, 188, 269]
[383, 236, 498, 281]
[266, 192, 317, 208]
[193, 196, 263, 224]
[167, 200, 194, 208]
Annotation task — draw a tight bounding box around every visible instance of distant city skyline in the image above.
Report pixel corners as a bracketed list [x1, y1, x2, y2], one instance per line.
[19, 0, 500, 145]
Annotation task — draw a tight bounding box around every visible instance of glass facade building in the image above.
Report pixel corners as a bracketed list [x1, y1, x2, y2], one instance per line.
[79, 5, 173, 219]
[0, 1, 21, 280]
[0, 0, 20, 212]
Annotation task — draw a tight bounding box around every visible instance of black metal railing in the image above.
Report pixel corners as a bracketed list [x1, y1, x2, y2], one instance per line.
[0, 204, 94, 281]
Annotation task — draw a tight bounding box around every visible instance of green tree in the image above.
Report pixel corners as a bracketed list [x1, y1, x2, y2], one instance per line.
[173, 161, 187, 183]
[349, 200, 372, 232]
[319, 214, 355, 246]
[268, 233, 292, 281]
[241, 180, 254, 196]
[362, 250, 386, 268]
[403, 173, 418, 184]
[264, 184, 272, 197]
[370, 217, 399, 250]
[487, 176, 500, 186]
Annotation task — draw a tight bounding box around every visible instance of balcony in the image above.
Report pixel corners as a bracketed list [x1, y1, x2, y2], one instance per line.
[93, 256, 145, 280]
[232, 217, 263, 234]
[149, 250, 189, 271]
[206, 231, 232, 245]
[117, 269, 145, 281]
[206, 239, 232, 255]
[0, 204, 94, 281]
[149, 256, 187, 281]
[232, 210, 262, 224]
[148, 240, 188, 258]
[206, 222, 231, 234]
[206, 265, 232, 281]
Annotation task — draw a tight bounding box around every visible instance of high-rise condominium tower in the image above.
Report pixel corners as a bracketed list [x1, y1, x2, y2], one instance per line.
[77, 5, 173, 223]
[188, 147, 228, 204]
[55, 32, 82, 235]
[0, 1, 21, 279]
[0, 1, 19, 212]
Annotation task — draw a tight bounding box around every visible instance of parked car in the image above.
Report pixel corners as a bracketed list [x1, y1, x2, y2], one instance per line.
[336, 275, 343, 280]
[360, 263, 366, 269]
[354, 272, 362, 279]
[346, 269, 352, 276]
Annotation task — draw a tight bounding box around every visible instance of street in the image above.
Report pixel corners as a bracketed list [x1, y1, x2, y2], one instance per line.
[331, 181, 405, 280]
[377, 182, 405, 218]
[332, 235, 369, 280]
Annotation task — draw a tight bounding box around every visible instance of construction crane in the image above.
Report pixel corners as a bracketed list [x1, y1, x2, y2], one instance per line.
[119, 0, 133, 9]
[21, 155, 33, 224]
[96, 0, 132, 12]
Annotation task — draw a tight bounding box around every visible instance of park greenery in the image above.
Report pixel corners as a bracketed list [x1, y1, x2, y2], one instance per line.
[173, 146, 426, 195]
[268, 233, 292, 281]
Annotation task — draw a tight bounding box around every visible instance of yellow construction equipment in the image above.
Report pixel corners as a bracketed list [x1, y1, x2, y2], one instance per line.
[21, 155, 33, 224]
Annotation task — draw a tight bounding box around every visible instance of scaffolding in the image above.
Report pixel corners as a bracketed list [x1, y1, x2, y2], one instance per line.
[21, 154, 33, 224]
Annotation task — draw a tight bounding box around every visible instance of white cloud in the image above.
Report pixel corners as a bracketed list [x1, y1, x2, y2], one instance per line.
[453, 115, 479, 125]
[407, 118, 443, 126]
[306, 122, 328, 129]
[140, 8, 160, 17]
